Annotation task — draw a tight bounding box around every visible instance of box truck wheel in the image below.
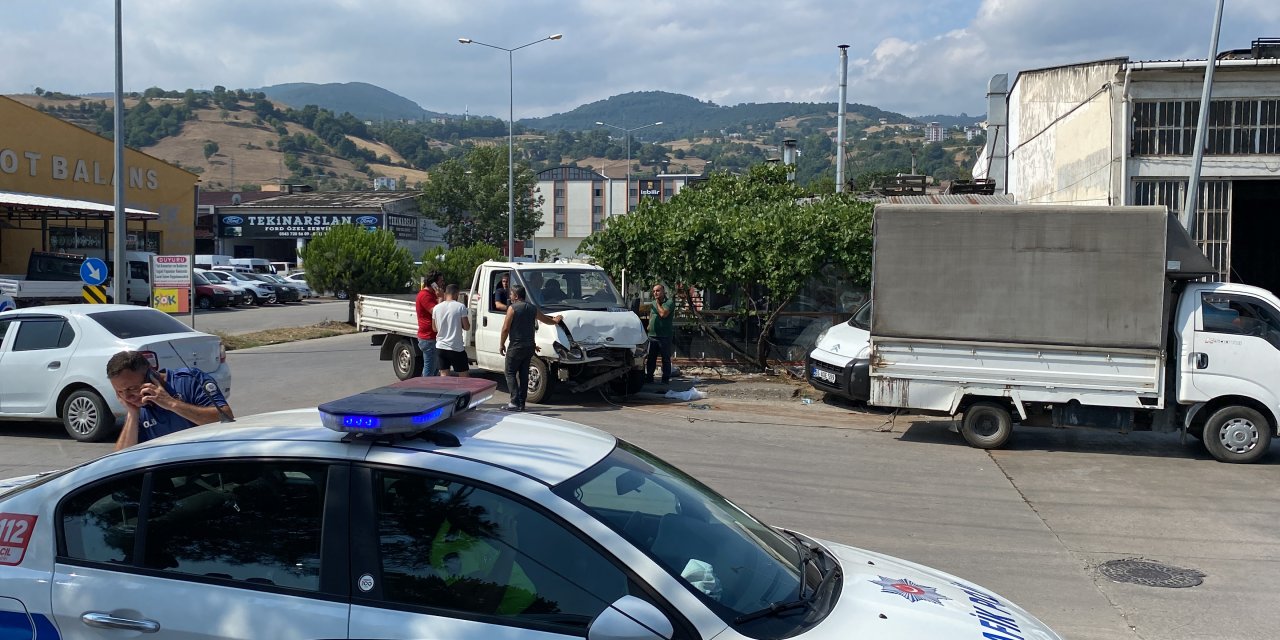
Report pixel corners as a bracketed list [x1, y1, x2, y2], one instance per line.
[1203, 405, 1272, 464]
[392, 338, 422, 380]
[960, 402, 1013, 449]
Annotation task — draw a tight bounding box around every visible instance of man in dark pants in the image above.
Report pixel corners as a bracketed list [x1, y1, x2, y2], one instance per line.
[646, 283, 676, 385]
[499, 285, 562, 411]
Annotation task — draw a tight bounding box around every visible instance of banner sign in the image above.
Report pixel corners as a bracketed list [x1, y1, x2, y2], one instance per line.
[386, 213, 420, 240]
[637, 179, 662, 200]
[219, 213, 384, 239]
[151, 255, 191, 314]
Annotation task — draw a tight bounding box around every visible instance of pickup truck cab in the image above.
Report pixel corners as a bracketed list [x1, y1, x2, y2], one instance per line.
[359, 261, 648, 404]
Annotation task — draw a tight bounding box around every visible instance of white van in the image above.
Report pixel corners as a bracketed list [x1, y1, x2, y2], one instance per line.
[194, 254, 234, 270]
[230, 258, 275, 274]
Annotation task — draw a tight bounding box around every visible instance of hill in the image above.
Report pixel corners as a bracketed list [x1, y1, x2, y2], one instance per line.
[519, 90, 917, 142]
[913, 113, 986, 128]
[257, 82, 441, 122]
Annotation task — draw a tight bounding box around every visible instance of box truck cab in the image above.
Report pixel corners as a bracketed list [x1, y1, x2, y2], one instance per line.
[859, 204, 1280, 463]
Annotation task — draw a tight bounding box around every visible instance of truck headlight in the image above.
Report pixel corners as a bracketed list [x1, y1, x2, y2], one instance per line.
[553, 341, 585, 360]
[634, 340, 649, 359]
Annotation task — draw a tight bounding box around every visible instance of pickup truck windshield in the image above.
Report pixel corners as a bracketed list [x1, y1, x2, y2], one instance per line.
[515, 268, 624, 310]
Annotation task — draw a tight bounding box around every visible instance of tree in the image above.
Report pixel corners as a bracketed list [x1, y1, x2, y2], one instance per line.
[298, 224, 414, 323]
[417, 146, 543, 249]
[416, 243, 504, 290]
[581, 163, 873, 370]
[203, 141, 219, 160]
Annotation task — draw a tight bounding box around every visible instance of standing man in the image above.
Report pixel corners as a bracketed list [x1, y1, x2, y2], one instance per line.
[646, 283, 676, 386]
[415, 271, 441, 377]
[499, 285, 562, 411]
[493, 272, 512, 312]
[108, 350, 234, 450]
[432, 284, 471, 377]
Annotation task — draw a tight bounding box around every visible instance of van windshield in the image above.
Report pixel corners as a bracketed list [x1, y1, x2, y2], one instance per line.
[848, 301, 872, 330]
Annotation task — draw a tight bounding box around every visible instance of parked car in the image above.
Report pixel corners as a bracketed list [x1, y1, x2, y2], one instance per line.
[244, 272, 301, 303]
[192, 271, 234, 309]
[196, 269, 250, 306]
[287, 271, 347, 299]
[217, 270, 276, 305]
[0, 304, 230, 441]
[263, 272, 314, 299]
[0, 377, 1062, 640]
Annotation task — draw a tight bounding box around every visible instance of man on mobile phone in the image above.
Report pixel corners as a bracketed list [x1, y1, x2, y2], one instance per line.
[107, 350, 234, 450]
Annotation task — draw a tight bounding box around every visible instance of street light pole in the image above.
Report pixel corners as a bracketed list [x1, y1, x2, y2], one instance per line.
[596, 120, 662, 213]
[459, 33, 563, 259]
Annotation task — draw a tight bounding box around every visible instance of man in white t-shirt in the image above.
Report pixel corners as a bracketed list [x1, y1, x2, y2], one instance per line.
[431, 284, 472, 376]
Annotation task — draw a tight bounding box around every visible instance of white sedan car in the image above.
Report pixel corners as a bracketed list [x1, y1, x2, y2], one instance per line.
[0, 378, 1060, 640]
[287, 271, 346, 299]
[0, 304, 230, 442]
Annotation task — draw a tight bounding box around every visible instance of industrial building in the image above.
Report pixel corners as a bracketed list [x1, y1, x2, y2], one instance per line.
[978, 39, 1280, 293]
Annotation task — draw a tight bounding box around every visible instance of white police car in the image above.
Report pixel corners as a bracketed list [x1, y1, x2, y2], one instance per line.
[0, 379, 1062, 640]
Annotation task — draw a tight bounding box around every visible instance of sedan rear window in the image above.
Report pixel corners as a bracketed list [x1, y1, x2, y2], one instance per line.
[89, 309, 194, 339]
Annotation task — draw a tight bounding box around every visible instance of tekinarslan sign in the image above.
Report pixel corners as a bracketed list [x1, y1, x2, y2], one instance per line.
[219, 213, 384, 239]
[385, 213, 419, 240]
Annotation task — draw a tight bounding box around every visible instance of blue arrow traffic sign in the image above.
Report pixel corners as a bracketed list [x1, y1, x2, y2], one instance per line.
[80, 257, 109, 286]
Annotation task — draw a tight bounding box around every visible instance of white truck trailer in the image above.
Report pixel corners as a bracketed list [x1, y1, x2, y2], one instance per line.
[357, 261, 648, 404]
[862, 204, 1280, 463]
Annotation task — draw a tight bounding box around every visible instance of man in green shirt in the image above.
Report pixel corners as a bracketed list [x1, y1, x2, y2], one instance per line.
[646, 283, 676, 385]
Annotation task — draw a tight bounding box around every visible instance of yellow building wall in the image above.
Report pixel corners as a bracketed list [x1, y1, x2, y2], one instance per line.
[0, 96, 197, 274]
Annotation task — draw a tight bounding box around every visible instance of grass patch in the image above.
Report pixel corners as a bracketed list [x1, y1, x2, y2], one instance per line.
[216, 321, 357, 350]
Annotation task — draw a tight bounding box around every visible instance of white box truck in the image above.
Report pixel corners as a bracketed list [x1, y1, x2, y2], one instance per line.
[815, 203, 1280, 463]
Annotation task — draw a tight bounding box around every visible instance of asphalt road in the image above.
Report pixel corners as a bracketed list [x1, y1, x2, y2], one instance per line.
[2, 332, 1278, 640]
[177, 299, 354, 335]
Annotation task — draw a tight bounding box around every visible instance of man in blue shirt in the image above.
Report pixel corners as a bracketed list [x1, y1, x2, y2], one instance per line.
[107, 350, 234, 450]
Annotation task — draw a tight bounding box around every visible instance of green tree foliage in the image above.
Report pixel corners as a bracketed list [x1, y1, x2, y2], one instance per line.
[202, 141, 219, 159]
[581, 164, 873, 369]
[298, 224, 414, 323]
[417, 146, 544, 248]
[416, 243, 504, 290]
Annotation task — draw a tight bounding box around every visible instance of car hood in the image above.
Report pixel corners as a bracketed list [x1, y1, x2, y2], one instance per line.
[812, 322, 870, 364]
[556, 309, 647, 348]
[800, 540, 1061, 640]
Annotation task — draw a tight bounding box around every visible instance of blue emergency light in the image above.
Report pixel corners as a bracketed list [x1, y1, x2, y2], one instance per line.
[318, 378, 497, 437]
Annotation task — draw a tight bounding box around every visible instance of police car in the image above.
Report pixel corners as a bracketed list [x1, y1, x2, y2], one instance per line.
[0, 379, 1062, 640]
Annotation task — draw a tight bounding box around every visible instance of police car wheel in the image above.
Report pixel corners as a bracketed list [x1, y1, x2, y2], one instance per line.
[393, 338, 422, 381]
[525, 357, 552, 404]
[61, 388, 115, 443]
[960, 401, 1014, 449]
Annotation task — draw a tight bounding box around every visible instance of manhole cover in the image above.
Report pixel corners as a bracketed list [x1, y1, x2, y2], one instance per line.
[1098, 559, 1204, 588]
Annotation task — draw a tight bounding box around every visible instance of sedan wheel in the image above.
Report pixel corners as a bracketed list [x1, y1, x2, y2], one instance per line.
[62, 389, 115, 442]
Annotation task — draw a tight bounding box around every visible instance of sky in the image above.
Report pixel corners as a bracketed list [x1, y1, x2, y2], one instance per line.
[2, 0, 1279, 120]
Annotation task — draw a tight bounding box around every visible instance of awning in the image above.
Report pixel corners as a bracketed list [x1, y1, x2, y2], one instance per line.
[0, 190, 159, 221]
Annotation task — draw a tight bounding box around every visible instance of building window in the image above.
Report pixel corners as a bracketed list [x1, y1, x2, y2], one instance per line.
[663, 188, 673, 197]
[554, 206, 564, 215]
[629, 188, 637, 197]
[593, 221, 604, 231]
[554, 222, 566, 233]
[1132, 179, 1231, 281]
[1133, 99, 1280, 156]
[592, 205, 602, 214]
[593, 188, 602, 197]
[555, 188, 565, 198]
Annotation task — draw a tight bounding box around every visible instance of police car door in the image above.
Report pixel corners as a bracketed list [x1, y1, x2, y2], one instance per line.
[348, 464, 642, 640]
[51, 459, 349, 640]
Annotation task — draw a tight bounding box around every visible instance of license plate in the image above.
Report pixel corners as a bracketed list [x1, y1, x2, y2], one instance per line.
[812, 367, 837, 383]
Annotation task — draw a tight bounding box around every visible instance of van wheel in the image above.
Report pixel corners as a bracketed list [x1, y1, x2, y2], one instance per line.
[525, 357, 552, 405]
[61, 389, 115, 442]
[1203, 405, 1272, 463]
[392, 338, 422, 380]
[960, 402, 1014, 449]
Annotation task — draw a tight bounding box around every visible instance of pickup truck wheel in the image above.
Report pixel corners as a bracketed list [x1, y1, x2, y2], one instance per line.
[1203, 406, 1272, 463]
[525, 357, 552, 405]
[609, 370, 647, 396]
[61, 388, 115, 443]
[392, 338, 422, 380]
[960, 402, 1014, 449]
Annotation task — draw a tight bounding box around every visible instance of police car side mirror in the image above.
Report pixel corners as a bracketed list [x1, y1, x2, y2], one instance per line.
[588, 596, 673, 640]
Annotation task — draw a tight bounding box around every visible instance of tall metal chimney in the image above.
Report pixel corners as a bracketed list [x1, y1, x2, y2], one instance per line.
[782, 138, 798, 182]
[836, 44, 849, 192]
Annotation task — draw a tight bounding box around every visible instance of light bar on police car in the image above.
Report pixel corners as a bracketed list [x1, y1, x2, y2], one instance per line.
[318, 377, 497, 436]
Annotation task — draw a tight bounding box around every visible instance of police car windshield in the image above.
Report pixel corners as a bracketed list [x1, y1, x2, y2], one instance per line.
[515, 268, 623, 310]
[557, 441, 821, 635]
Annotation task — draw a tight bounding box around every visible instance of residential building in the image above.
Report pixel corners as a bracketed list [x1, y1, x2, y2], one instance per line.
[925, 122, 946, 143]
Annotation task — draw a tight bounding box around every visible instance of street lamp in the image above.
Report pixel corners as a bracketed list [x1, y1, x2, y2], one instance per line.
[596, 120, 662, 213]
[459, 33, 563, 259]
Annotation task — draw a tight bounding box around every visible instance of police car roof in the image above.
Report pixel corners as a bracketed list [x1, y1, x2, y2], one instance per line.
[139, 407, 617, 486]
